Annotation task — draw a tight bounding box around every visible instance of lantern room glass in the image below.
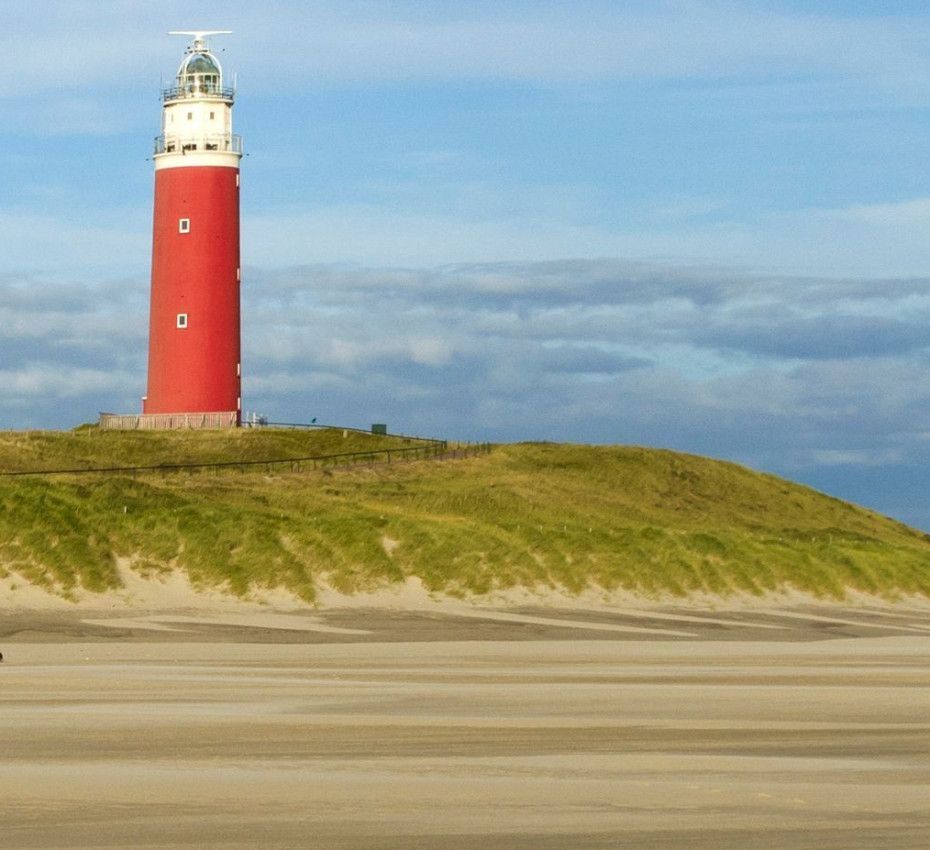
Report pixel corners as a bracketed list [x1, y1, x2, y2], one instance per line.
[177, 52, 222, 96]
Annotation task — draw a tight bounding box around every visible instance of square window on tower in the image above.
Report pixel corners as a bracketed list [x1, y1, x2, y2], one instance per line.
[177, 313, 188, 329]
[178, 218, 190, 233]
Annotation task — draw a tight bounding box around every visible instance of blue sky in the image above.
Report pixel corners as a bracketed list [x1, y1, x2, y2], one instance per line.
[5, 1, 930, 528]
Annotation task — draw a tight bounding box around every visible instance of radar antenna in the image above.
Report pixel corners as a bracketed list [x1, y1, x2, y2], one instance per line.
[168, 30, 232, 52]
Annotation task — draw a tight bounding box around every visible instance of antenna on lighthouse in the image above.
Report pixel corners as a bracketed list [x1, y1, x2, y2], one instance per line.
[168, 30, 232, 52]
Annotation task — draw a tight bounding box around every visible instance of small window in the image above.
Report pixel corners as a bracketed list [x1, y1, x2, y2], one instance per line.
[187, 112, 193, 120]
[209, 111, 215, 119]
[177, 313, 188, 329]
[178, 218, 190, 233]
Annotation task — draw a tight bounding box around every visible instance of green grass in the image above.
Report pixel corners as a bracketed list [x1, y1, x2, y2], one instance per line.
[1, 430, 929, 602]
[0, 425, 417, 472]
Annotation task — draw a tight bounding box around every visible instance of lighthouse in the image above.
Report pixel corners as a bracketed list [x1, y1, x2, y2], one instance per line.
[143, 31, 242, 426]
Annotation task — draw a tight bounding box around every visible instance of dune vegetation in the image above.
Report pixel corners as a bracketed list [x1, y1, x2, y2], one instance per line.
[1, 427, 929, 603]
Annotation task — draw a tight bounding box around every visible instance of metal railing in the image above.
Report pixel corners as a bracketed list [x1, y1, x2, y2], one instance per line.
[246, 420, 448, 446]
[0, 441, 493, 479]
[154, 134, 242, 156]
[163, 84, 235, 102]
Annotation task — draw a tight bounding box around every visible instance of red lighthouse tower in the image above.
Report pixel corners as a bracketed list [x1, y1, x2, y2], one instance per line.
[143, 31, 242, 425]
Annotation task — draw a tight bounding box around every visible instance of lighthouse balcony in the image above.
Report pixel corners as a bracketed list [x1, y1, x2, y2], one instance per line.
[154, 134, 243, 155]
[162, 83, 235, 103]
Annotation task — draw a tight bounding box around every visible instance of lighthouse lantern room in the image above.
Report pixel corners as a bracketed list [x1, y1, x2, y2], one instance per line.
[143, 31, 242, 426]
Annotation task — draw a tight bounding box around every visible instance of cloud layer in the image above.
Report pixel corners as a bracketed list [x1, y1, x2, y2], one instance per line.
[6, 2, 930, 93]
[5, 259, 930, 527]
[239, 259, 930, 531]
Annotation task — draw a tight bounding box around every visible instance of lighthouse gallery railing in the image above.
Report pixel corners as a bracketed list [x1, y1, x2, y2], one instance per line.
[162, 84, 235, 102]
[154, 134, 243, 155]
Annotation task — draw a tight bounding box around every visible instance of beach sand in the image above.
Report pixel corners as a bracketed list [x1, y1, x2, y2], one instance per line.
[2, 590, 930, 849]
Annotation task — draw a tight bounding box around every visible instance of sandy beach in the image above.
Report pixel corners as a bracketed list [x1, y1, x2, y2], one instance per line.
[3, 597, 930, 849]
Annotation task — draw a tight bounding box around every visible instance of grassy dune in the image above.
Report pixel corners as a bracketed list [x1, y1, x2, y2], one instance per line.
[1, 428, 929, 602]
[0, 425, 417, 471]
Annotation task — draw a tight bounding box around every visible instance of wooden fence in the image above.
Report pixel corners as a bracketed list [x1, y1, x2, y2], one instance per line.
[99, 412, 239, 430]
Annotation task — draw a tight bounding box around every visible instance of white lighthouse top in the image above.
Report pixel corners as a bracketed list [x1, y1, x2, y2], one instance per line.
[164, 31, 233, 102]
[154, 30, 242, 166]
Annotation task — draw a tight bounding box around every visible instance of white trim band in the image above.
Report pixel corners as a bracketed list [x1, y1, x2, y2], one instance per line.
[155, 151, 241, 170]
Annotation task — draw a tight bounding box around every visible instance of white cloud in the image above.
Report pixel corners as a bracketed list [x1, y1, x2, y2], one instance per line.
[838, 196, 930, 227]
[236, 190, 930, 278]
[807, 448, 906, 467]
[0, 366, 136, 399]
[0, 211, 149, 275]
[5, 2, 930, 97]
[180, 4, 930, 95]
[4, 257, 930, 524]
[242, 204, 628, 267]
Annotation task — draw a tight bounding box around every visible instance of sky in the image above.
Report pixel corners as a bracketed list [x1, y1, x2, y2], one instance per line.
[4, 0, 930, 528]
